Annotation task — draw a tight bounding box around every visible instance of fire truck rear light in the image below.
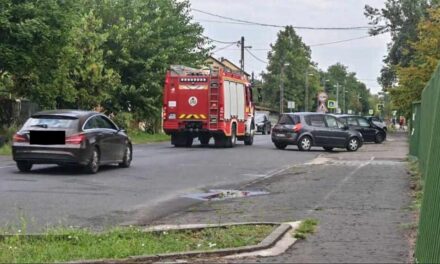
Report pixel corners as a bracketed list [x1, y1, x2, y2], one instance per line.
[13, 133, 28, 143]
[293, 123, 302, 133]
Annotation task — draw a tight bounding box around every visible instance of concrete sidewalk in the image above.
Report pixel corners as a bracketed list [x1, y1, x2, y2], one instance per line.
[151, 133, 412, 263]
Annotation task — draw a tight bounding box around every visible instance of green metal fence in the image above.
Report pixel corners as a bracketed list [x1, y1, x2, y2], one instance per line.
[413, 63, 440, 263]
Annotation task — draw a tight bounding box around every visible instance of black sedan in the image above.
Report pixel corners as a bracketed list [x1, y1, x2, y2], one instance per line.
[12, 110, 132, 174]
[337, 115, 387, 143]
[272, 112, 364, 151]
[255, 112, 272, 135]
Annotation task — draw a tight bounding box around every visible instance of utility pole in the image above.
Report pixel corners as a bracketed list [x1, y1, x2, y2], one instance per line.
[335, 82, 340, 112]
[240, 36, 245, 72]
[280, 66, 284, 114]
[305, 68, 309, 112]
[239, 36, 252, 72]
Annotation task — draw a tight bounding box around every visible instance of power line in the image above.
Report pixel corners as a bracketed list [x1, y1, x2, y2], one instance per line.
[245, 48, 267, 64]
[310, 35, 380, 47]
[212, 42, 239, 53]
[192, 8, 374, 31]
[205, 36, 239, 44]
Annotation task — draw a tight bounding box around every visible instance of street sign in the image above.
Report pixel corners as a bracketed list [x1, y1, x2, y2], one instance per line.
[377, 104, 384, 111]
[347, 109, 353, 114]
[392, 110, 397, 116]
[369, 109, 374, 115]
[336, 108, 342, 114]
[328, 100, 336, 109]
[287, 101, 295, 110]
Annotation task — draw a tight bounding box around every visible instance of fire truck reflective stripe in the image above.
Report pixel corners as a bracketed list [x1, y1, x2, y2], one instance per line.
[179, 114, 186, 119]
[179, 85, 208, 90]
[186, 114, 193, 119]
[193, 114, 200, 119]
[200, 114, 207, 119]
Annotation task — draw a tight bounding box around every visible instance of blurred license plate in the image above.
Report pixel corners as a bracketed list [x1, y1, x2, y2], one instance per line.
[276, 133, 285, 137]
[169, 113, 176, 119]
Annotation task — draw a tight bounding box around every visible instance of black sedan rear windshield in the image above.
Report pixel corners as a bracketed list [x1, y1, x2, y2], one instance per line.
[23, 116, 79, 129]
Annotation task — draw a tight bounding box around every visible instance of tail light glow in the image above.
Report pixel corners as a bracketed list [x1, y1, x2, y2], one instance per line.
[13, 133, 28, 143]
[163, 106, 167, 120]
[66, 133, 86, 145]
[293, 123, 302, 133]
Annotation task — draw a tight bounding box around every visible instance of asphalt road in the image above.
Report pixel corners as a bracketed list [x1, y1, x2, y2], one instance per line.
[0, 135, 317, 232]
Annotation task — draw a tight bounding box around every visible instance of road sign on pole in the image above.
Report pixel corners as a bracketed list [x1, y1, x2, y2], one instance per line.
[287, 101, 295, 111]
[369, 109, 374, 115]
[328, 100, 336, 109]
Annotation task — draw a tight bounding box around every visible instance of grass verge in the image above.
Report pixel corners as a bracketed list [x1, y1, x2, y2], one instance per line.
[128, 132, 170, 144]
[408, 158, 424, 211]
[0, 225, 274, 263]
[0, 144, 11, 156]
[294, 219, 319, 239]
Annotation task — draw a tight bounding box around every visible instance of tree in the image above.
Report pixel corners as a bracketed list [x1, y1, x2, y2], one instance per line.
[93, 0, 210, 127]
[261, 26, 312, 112]
[364, 0, 439, 89]
[0, 0, 79, 108]
[392, 7, 440, 116]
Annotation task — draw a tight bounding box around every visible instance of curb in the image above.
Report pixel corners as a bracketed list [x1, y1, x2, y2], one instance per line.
[69, 222, 292, 263]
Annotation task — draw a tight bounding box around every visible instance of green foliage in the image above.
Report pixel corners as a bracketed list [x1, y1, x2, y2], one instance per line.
[294, 218, 319, 239]
[261, 26, 314, 111]
[0, 225, 274, 263]
[128, 132, 170, 145]
[393, 7, 440, 117]
[112, 112, 134, 132]
[0, 0, 211, 126]
[364, 0, 438, 89]
[260, 27, 372, 113]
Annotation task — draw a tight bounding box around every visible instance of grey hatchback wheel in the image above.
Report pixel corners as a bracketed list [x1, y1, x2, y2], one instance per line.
[347, 138, 360, 152]
[298, 136, 312, 151]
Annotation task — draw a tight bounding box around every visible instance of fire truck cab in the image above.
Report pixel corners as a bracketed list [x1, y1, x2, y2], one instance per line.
[162, 65, 255, 148]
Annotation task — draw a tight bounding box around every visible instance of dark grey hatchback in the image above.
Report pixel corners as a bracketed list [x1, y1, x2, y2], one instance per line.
[271, 112, 364, 151]
[12, 110, 132, 174]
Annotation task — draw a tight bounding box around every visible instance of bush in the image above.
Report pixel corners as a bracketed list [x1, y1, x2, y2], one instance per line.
[0, 124, 19, 145]
[111, 112, 134, 132]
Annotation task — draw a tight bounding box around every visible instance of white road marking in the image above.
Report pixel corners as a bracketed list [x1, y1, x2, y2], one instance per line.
[310, 157, 375, 212]
[0, 165, 14, 169]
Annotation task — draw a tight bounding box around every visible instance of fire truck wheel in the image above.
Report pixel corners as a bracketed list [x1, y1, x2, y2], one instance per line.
[214, 135, 226, 148]
[244, 134, 254, 145]
[199, 135, 210, 146]
[226, 125, 237, 148]
[184, 136, 193, 147]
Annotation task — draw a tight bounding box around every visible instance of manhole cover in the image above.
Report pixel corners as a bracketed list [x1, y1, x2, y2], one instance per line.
[183, 189, 269, 201]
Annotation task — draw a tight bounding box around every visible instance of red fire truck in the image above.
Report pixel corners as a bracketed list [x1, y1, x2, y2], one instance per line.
[162, 65, 255, 148]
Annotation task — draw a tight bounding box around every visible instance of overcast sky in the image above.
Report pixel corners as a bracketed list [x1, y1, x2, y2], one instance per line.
[188, 0, 391, 94]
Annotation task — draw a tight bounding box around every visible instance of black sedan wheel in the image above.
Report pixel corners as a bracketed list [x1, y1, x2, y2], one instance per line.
[375, 133, 385, 144]
[347, 138, 360, 152]
[85, 148, 100, 174]
[119, 145, 132, 168]
[16, 161, 33, 172]
[298, 136, 312, 151]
